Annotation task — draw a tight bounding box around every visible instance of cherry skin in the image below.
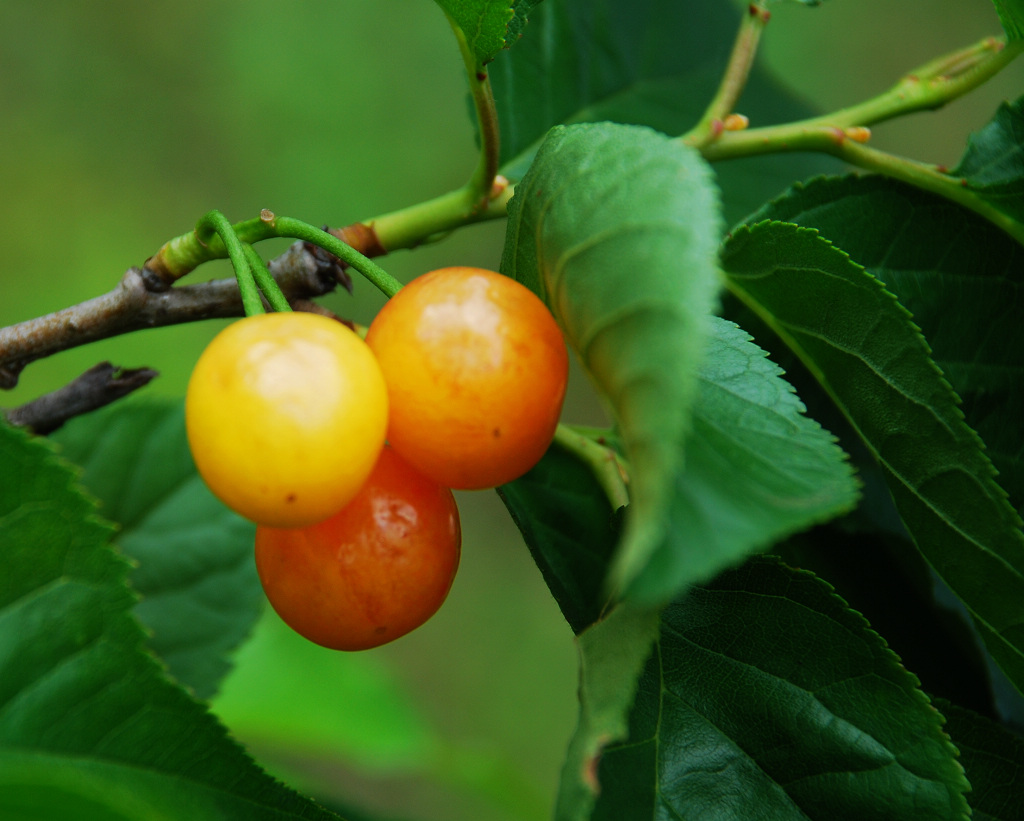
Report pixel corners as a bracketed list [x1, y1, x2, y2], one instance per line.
[186, 311, 389, 528]
[254, 445, 461, 651]
[365, 267, 569, 490]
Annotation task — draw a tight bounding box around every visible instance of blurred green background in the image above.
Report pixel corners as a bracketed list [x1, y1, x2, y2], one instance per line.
[2, 2, 1020, 820]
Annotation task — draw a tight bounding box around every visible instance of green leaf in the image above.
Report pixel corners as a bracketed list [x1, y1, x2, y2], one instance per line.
[938, 700, 1024, 821]
[637, 316, 859, 600]
[507, 0, 542, 44]
[593, 557, 971, 820]
[954, 95, 1024, 231]
[749, 174, 1024, 516]
[502, 120, 723, 602]
[499, 147, 860, 606]
[489, 0, 837, 223]
[434, 0, 520, 65]
[991, 0, 1024, 40]
[733, 174, 1024, 712]
[501, 218, 857, 612]
[500, 318, 858, 818]
[557, 603, 662, 821]
[0, 422, 340, 820]
[721, 221, 1024, 696]
[50, 400, 262, 701]
[0, 749, 350, 821]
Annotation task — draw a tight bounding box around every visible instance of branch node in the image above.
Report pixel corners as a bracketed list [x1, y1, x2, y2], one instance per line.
[844, 126, 872, 143]
[329, 222, 386, 258]
[748, 3, 769, 23]
[723, 113, 750, 131]
[140, 260, 174, 292]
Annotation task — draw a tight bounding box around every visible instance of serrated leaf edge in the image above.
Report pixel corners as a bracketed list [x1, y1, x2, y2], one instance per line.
[0, 424, 336, 818]
[724, 220, 1024, 678]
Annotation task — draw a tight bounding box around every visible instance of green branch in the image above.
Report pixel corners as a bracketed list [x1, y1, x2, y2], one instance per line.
[364, 177, 513, 254]
[146, 214, 278, 288]
[360, 14, 509, 255]
[450, 16, 502, 203]
[127, 16, 1024, 326]
[688, 33, 1024, 243]
[684, 2, 771, 149]
[145, 208, 407, 299]
[715, 129, 1024, 244]
[700, 35, 1022, 153]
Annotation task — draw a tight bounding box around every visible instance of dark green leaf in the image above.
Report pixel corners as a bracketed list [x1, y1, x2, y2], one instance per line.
[779, 525, 1001, 721]
[954, 95, 1024, 231]
[489, 0, 838, 223]
[721, 221, 1024, 695]
[991, 1, 1024, 40]
[433, 0, 517, 65]
[748, 173, 1024, 517]
[507, 0, 542, 45]
[502, 120, 723, 602]
[51, 400, 262, 701]
[938, 700, 1024, 821]
[498, 442, 621, 634]
[732, 174, 1024, 718]
[0, 421, 340, 820]
[593, 557, 971, 820]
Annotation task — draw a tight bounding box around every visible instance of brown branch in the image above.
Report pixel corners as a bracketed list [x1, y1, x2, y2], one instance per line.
[0, 240, 345, 389]
[3, 362, 158, 434]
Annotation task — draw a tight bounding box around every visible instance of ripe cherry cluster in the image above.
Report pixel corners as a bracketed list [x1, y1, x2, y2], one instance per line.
[186, 267, 569, 650]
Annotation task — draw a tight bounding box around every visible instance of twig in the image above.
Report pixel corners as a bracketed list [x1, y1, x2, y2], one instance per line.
[717, 130, 1024, 244]
[684, 2, 772, 150]
[348, 13, 512, 255]
[3, 362, 158, 434]
[698, 36, 1023, 155]
[0, 241, 343, 389]
[686, 32, 1024, 243]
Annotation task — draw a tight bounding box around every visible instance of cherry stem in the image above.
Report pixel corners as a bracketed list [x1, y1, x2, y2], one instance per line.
[242, 243, 292, 312]
[195, 210, 266, 316]
[269, 216, 405, 298]
[553, 423, 631, 511]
